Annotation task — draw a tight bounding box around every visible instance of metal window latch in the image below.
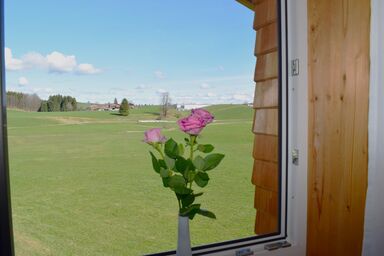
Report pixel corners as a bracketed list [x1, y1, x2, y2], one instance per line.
[291, 59, 299, 76]
[292, 149, 299, 165]
[235, 248, 253, 256]
[264, 241, 292, 251]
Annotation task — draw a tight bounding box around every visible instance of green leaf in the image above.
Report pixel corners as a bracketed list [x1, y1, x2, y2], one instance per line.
[168, 175, 191, 195]
[180, 194, 195, 208]
[160, 168, 170, 178]
[180, 204, 201, 220]
[162, 177, 170, 187]
[197, 209, 216, 219]
[178, 144, 185, 156]
[193, 156, 205, 170]
[197, 144, 215, 153]
[176, 187, 193, 195]
[168, 175, 185, 188]
[203, 153, 225, 171]
[159, 159, 167, 169]
[194, 192, 203, 197]
[194, 172, 209, 188]
[186, 159, 196, 171]
[165, 138, 179, 159]
[185, 170, 195, 182]
[149, 151, 160, 173]
[175, 157, 188, 173]
[164, 156, 175, 170]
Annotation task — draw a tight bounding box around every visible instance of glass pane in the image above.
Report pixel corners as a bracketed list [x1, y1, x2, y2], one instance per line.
[5, 0, 282, 255]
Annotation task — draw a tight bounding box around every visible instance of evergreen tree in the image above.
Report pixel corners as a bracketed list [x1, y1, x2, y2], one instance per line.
[39, 101, 49, 112]
[114, 98, 118, 105]
[119, 98, 129, 116]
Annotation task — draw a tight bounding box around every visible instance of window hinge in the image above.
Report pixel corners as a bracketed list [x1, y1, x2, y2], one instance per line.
[264, 241, 292, 251]
[235, 248, 254, 256]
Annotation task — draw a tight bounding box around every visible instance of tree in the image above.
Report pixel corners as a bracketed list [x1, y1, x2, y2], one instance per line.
[39, 94, 78, 112]
[160, 92, 170, 119]
[114, 98, 118, 105]
[6, 91, 42, 111]
[119, 98, 129, 116]
[39, 101, 49, 112]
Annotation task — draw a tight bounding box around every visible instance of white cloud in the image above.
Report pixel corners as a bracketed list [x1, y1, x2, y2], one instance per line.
[135, 84, 148, 90]
[156, 89, 167, 94]
[46, 51, 77, 73]
[5, 48, 23, 71]
[18, 77, 29, 86]
[154, 70, 166, 79]
[22, 52, 47, 69]
[4, 47, 100, 75]
[76, 63, 101, 75]
[231, 93, 253, 102]
[200, 83, 211, 89]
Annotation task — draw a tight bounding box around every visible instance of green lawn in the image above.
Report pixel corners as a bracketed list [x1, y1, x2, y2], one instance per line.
[8, 105, 255, 256]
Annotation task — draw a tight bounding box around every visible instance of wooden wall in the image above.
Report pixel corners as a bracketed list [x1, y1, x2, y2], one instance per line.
[307, 0, 370, 255]
[251, 0, 280, 235]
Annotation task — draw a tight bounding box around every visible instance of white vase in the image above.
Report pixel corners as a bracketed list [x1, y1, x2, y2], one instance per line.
[177, 215, 192, 256]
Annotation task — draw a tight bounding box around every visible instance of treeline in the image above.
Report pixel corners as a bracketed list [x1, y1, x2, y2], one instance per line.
[39, 95, 77, 112]
[7, 91, 42, 111]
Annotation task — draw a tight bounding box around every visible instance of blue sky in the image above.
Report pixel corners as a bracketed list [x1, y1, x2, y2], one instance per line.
[4, 0, 255, 104]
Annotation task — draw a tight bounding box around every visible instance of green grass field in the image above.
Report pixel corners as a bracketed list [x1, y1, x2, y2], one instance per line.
[7, 104, 255, 255]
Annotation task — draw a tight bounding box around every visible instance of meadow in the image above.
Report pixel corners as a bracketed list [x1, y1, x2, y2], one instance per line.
[7, 105, 255, 255]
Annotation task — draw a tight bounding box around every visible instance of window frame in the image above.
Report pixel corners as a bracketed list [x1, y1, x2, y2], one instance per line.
[0, 0, 15, 255]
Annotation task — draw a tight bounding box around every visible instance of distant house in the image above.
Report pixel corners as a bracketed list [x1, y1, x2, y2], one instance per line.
[177, 104, 211, 111]
[90, 102, 135, 111]
[90, 103, 118, 111]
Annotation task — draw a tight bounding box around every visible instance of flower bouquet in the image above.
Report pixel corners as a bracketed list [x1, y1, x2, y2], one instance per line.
[144, 109, 225, 255]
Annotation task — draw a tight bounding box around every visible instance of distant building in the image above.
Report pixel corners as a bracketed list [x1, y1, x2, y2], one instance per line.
[90, 103, 119, 111]
[90, 102, 134, 111]
[177, 104, 211, 111]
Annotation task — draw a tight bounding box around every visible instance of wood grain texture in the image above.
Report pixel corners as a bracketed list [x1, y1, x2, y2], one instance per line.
[254, 210, 278, 235]
[254, 79, 279, 108]
[253, 134, 278, 162]
[254, 0, 277, 30]
[255, 22, 278, 56]
[254, 187, 278, 217]
[307, 0, 370, 255]
[251, 0, 279, 236]
[252, 160, 278, 192]
[253, 108, 278, 135]
[254, 51, 278, 82]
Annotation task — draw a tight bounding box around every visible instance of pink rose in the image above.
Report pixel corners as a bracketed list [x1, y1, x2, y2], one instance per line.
[191, 109, 214, 125]
[177, 115, 206, 135]
[143, 128, 166, 144]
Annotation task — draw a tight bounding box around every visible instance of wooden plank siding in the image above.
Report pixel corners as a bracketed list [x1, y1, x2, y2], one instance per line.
[253, 108, 278, 135]
[307, 0, 370, 255]
[255, 22, 278, 56]
[254, 51, 278, 82]
[252, 160, 278, 192]
[251, 0, 280, 235]
[253, 0, 277, 30]
[253, 134, 278, 163]
[253, 79, 278, 108]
